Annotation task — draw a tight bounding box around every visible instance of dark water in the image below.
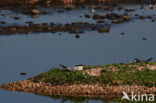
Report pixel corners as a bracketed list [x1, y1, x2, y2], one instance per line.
[0, 4, 156, 103]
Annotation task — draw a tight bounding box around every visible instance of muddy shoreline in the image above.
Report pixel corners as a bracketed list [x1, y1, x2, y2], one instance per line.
[0, 13, 155, 36]
[0, 22, 110, 35]
[0, 0, 155, 6]
[0, 80, 155, 97]
[0, 0, 155, 15]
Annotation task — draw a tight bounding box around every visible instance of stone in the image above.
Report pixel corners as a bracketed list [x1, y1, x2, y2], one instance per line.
[32, 9, 40, 15]
[75, 34, 80, 39]
[98, 28, 110, 33]
[123, 16, 130, 21]
[85, 14, 91, 18]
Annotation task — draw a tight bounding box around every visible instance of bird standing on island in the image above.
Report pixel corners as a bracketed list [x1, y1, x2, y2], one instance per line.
[134, 58, 142, 63]
[144, 58, 153, 63]
[60, 64, 85, 71]
[90, 5, 96, 13]
[149, 4, 156, 9]
[134, 58, 153, 63]
[91, 9, 96, 13]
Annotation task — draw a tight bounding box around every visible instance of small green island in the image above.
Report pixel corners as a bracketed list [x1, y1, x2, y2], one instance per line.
[0, 62, 156, 101]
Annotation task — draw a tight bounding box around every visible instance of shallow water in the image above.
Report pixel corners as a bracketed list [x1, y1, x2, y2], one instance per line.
[0, 4, 156, 103]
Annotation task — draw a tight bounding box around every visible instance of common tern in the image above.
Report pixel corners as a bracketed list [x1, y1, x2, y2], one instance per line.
[60, 64, 85, 71]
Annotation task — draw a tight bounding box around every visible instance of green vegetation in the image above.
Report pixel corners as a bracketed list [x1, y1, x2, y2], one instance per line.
[99, 69, 156, 87]
[31, 62, 156, 87]
[32, 69, 93, 85]
[84, 62, 156, 70]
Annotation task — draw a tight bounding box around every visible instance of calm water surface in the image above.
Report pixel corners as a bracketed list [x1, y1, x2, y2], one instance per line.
[0, 4, 156, 103]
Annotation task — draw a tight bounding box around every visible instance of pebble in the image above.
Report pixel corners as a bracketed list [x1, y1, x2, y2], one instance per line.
[20, 72, 27, 76]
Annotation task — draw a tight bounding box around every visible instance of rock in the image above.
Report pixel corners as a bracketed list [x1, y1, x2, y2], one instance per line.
[9, 27, 17, 31]
[0, 28, 3, 31]
[147, 16, 152, 19]
[46, 0, 51, 6]
[135, 14, 139, 16]
[32, 9, 40, 15]
[42, 23, 48, 26]
[0, 21, 6, 24]
[1, 13, 6, 16]
[96, 20, 105, 23]
[121, 32, 125, 35]
[20, 72, 27, 76]
[75, 34, 80, 39]
[117, 7, 123, 11]
[50, 22, 55, 26]
[92, 26, 97, 30]
[65, 7, 73, 11]
[98, 28, 110, 33]
[68, 27, 77, 34]
[58, 10, 64, 13]
[123, 16, 130, 21]
[142, 37, 147, 40]
[93, 14, 105, 20]
[112, 20, 121, 24]
[47, 26, 52, 30]
[26, 0, 38, 4]
[57, 25, 65, 31]
[13, 17, 20, 20]
[51, 30, 56, 33]
[85, 14, 91, 18]
[105, 13, 121, 20]
[139, 16, 145, 19]
[152, 19, 155, 22]
[125, 9, 135, 12]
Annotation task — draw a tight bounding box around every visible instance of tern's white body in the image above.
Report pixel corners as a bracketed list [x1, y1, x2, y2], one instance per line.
[149, 5, 156, 9]
[66, 66, 83, 71]
[91, 9, 96, 13]
[60, 64, 84, 71]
